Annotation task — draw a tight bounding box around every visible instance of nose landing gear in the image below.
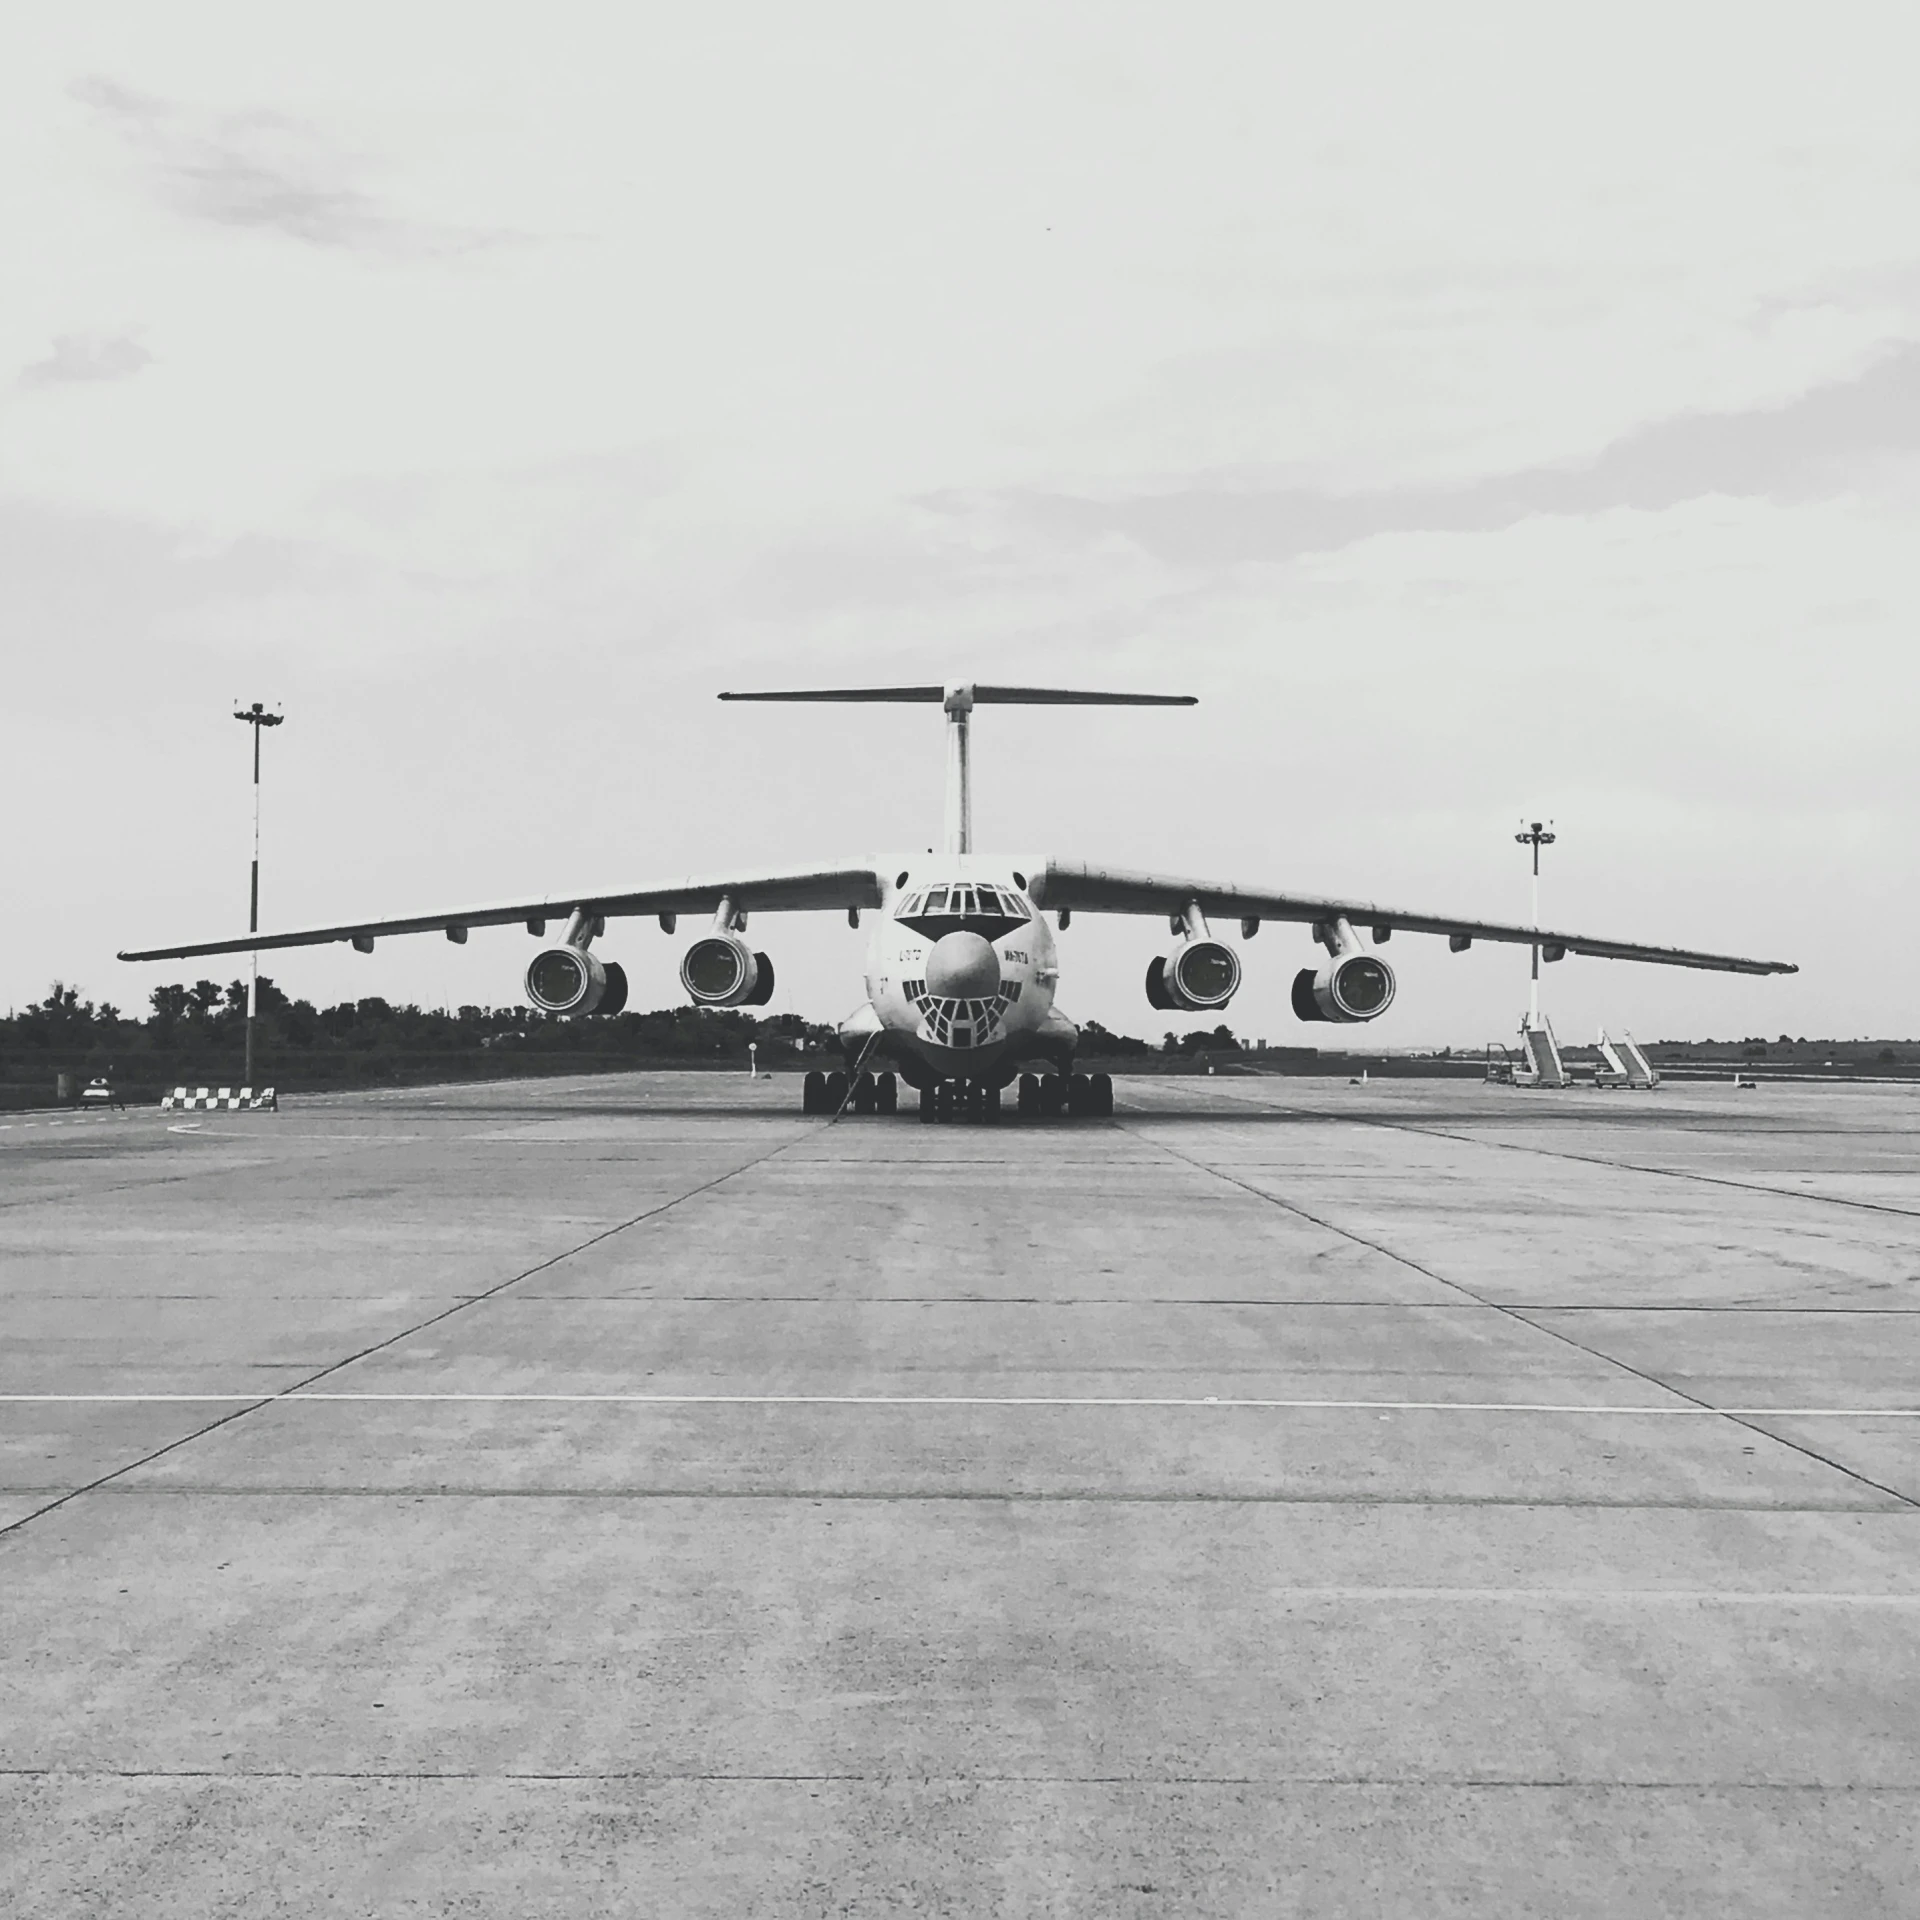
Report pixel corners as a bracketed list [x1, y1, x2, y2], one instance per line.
[908, 1072, 1113, 1123]
[810, 1069, 1112, 1121]
[916, 1081, 1001, 1123]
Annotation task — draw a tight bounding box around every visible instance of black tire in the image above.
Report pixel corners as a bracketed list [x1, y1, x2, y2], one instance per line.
[935, 1081, 956, 1122]
[919, 1088, 937, 1123]
[824, 1071, 848, 1111]
[853, 1073, 876, 1115]
[802, 1070, 826, 1114]
[876, 1072, 898, 1114]
[983, 1084, 1002, 1123]
[1017, 1073, 1040, 1118]
[1090, 1071, 1114, 1117]
[1066, 1073, 1089, 1117]
[1039, 1075, 1065, 1117]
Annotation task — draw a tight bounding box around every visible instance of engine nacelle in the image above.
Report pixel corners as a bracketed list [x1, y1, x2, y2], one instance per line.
[1145, 938, 1241, 1012]
[1291, 952, 1396, 1023]
[525, 946, 627, 1017]
[681, 933, 775, 1007]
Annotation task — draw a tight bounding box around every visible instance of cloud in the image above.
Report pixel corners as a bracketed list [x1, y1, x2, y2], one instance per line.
[18, 332, 151, 387]
[964, 341, 1920, 565]
[71, 75, 496, 257]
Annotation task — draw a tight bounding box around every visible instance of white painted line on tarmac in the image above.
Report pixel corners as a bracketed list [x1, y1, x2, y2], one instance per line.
[1259, 1587, 1920, 1606]
[2, 1393, 1917, 1417]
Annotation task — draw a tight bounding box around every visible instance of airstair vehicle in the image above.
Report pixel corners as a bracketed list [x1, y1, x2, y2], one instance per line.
[1617, 1031, 1660, 1088]
[1594, 1030, 1632, 1088]
[1512, 1014, 1567, 1088]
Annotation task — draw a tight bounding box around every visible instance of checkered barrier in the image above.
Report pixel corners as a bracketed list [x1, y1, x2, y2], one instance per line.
[160, 1086, 278, 1112]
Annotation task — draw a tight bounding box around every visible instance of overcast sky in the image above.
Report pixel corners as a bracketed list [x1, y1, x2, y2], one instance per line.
[5, 5, 1916, 1045]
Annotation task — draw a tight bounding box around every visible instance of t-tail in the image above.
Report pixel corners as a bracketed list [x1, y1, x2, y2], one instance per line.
[717, 682, 1197, 853]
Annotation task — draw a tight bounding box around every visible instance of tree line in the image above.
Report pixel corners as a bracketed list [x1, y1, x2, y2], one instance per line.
[2, 978, 833, 1104]
[1, 982, 1245, 1107]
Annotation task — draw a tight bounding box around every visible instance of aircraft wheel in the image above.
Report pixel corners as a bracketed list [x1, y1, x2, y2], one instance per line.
[1039, 1075, 1065, 1118]
[824, 1071, 848, 1111]
[1017, 1073, 1040, 1118]
[876, 1072, 898, 1114]
[918, 1088, 937, 1123]
[983, 1084, 1002, 1122]
[936, 1081, 958, 1122]
[1066, 1073, 1089, 1117]
[1090, 1071, 1114, 1117]
[802, 1070, 826, 1114]
[853, 1073, 876, 1115]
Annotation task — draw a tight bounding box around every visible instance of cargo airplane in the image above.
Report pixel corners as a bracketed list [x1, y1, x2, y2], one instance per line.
[122, 685, 1795, 1120]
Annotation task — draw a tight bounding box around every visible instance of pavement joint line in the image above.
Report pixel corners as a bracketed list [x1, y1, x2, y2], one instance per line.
[14, 1487, 1905, 1510]
[3, 1584, 1916, 1604]
[15, 1294, 1920, 1314]
[5, 1767, 1918, 1788]
[0, 1122, 820, 1543]
[1114, 1109, 1920, 1511]
[6, 1393, 1919, 1415]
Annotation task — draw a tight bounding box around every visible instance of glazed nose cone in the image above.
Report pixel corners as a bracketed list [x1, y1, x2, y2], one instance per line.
[924, 930, 999, 999]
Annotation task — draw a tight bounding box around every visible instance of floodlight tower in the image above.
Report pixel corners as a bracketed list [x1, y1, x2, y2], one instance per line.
[234, 702, 284, 1086]
[1515, 818, 1556, 1026]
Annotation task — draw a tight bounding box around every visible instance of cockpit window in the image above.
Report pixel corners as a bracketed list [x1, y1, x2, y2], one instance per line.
[895, 881, 1029, 940]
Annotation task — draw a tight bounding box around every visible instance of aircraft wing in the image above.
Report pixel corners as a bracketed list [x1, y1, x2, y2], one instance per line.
[1027, 860, 1796, 976]
[119, 862, 886, 963]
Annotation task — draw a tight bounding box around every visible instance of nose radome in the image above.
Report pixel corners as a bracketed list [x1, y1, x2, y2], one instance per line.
[925, 930, 999, 999]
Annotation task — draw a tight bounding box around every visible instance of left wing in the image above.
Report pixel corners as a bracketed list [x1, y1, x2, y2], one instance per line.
[1028, 860, 1796, 976]
[119, 861, 885, 963]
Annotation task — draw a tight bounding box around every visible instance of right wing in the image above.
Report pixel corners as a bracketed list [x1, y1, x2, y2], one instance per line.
[1029, 860, 1796, 976]
[119, 862, 885, 963]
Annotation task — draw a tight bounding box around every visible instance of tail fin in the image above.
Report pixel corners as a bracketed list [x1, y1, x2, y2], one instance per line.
[718, 682, 1197, 851]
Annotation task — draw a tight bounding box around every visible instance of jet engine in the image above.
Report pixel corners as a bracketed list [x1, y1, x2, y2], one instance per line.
[1145, 938, 1241, 1012]
[525, 946, 628, 1017]
[681, 932, 775, 1007]
[1291, 951, 1396, 1023]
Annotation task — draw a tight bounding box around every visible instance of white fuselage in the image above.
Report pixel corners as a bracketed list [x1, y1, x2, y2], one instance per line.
[842, 857, 1074, 1086]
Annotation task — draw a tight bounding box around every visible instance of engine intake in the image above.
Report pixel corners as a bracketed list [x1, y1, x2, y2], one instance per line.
[1291, 952, 1396, 1023]
[681, 933, 775, 1007]
[1146, 938, 1241, 1012]
[525, 946, 626, 1017]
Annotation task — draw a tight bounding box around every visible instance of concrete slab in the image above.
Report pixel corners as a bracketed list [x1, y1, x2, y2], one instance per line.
[4, 1071, 1919, 1913]
[1123, 1077, 1920, 1309]
[1743, 1418, 1920, 1505]
[4, 1775, 1915, 1919]
[108, 1399, 1882, 1506]
[0, 1400, 245, 1496]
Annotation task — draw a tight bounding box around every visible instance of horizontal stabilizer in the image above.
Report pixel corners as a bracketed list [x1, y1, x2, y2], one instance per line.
[720, 685, 947, 702]
[720, 684, 1195, 706]
[973, 686, 1195, 706]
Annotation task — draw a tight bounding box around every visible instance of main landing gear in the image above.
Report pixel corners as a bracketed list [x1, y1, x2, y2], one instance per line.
[801, 1069, 899, 1115]
[1012, 1071, 1113, 1119]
